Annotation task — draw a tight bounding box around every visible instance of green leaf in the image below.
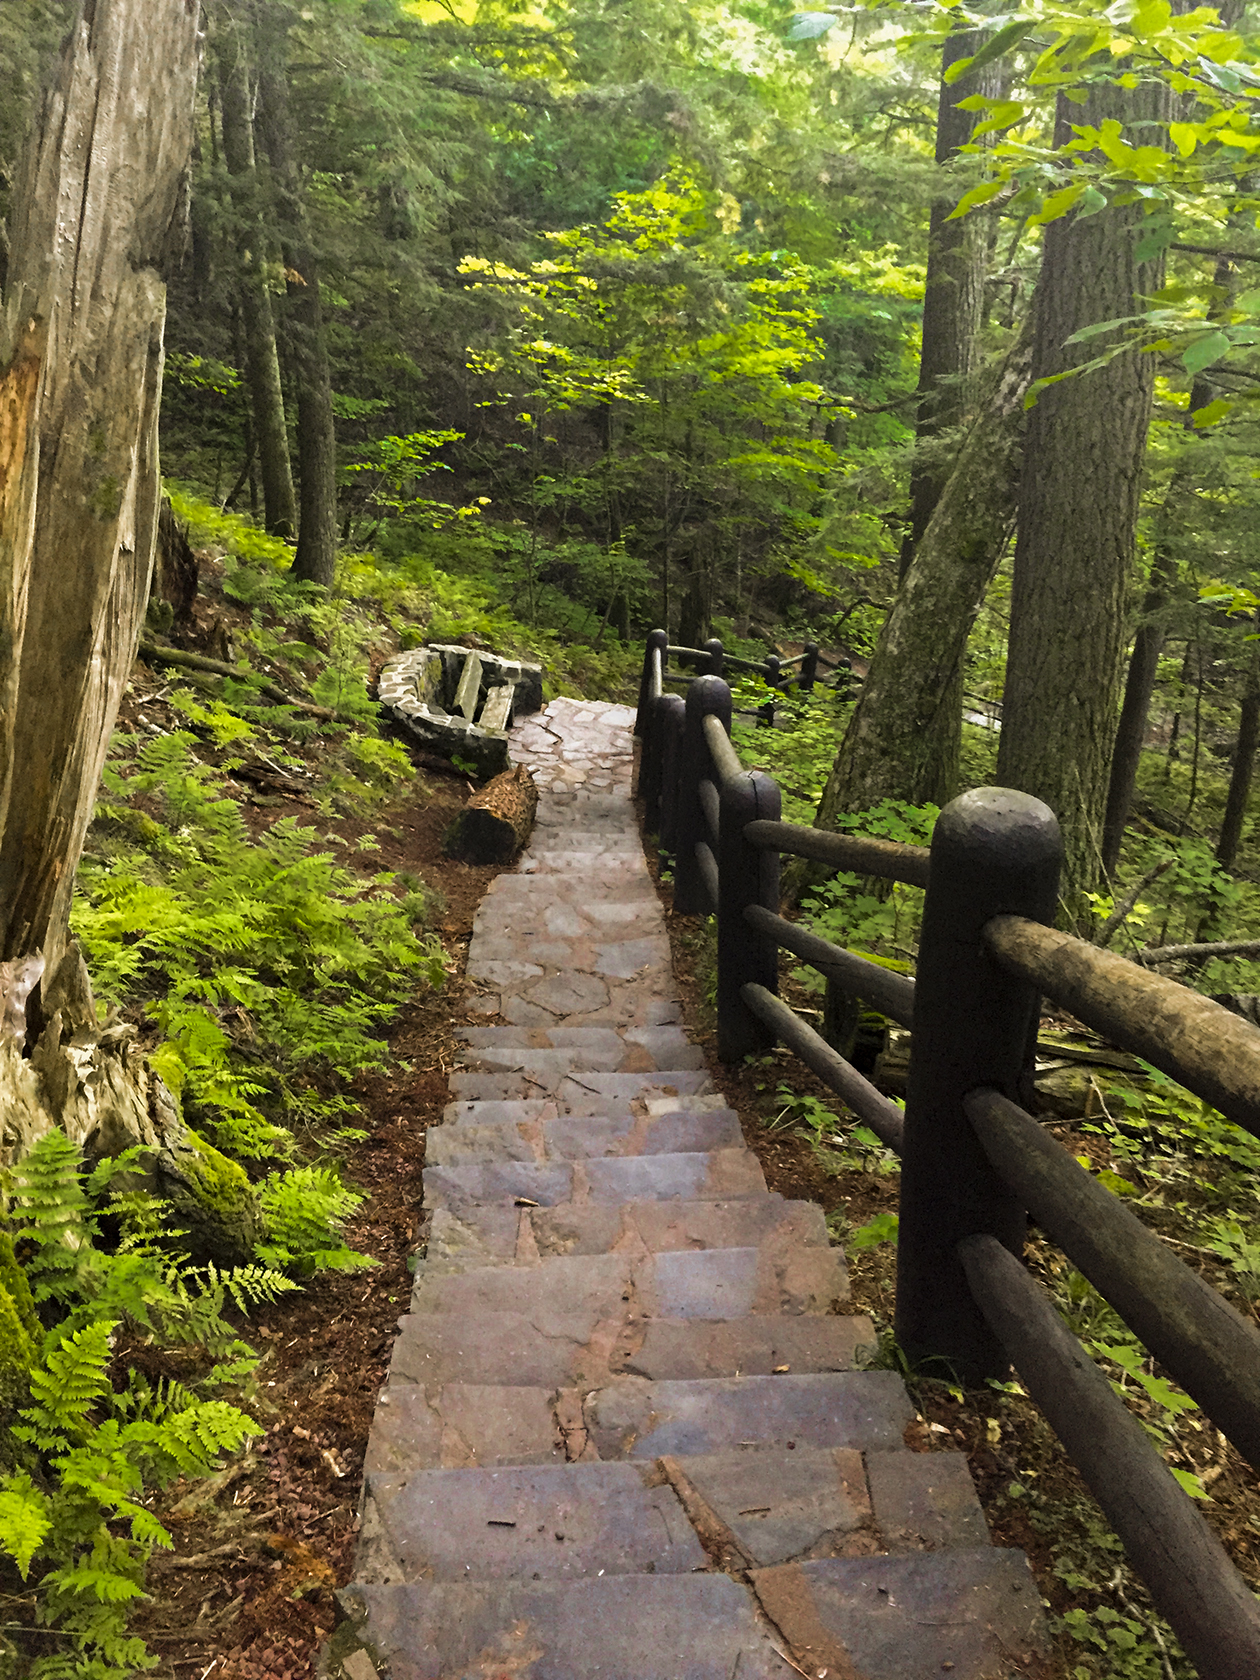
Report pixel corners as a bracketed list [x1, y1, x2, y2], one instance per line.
[787, 12, 838, 40]
[1182, 330, 1231, 374]
[0, 1475, 50, 1577]
[1074, 185, 1108, 219]
[1168, 121, 1199, 157]
[944, 19, 1034, 84]
[1170, 1466, 1211, 1499]
[1191, 397, 1232, 428]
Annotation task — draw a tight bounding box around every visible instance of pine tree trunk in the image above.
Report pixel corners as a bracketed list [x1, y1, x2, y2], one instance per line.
[214, 10, 297, 541]
[813, 329, 1032, 830]
[898, 32, 995, 578]
[254, 9, 339, 588]
[996, 86, 1166, 914]
[1217, 620, 1260, 872]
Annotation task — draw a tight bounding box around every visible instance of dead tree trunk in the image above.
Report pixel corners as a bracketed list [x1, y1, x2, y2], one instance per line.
[0, 2, 256, 1258]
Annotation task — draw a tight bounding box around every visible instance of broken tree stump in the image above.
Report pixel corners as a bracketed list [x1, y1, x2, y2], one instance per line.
[447, 763, 539, 864]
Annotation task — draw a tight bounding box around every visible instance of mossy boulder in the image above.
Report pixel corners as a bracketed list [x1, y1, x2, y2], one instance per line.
[157, 1128, 260, 1266]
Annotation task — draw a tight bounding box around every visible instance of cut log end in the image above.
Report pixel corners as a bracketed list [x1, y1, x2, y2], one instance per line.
[446, 762, 538, 864]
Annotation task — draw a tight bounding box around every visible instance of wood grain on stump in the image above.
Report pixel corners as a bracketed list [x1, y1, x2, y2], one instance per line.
[448, 763, 538, 864]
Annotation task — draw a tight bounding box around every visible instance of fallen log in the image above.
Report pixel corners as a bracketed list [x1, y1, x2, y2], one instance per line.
[447, 763, 538, 864]
[137, 640, 339, 720]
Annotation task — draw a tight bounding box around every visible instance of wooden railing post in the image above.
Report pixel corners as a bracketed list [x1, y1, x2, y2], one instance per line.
[635, 627, 667, 737]
[674, 675, 731, 914]
[895, 787, 1062, 1384]
[800, 642, 819, 692]
[718, 771, 781, 1061]
[703, 636, 725, 677]
[657, 694, 686, 857]
[760, 654, 781, 726]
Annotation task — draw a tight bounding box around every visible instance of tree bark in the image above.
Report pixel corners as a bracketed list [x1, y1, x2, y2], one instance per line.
[0, 0, 199, 982]
[898, 31, 995, 578]
[214, 8, 297, 541]
[1100, 556, 1175, 878]
[0, 1, 257, 1249]
[996, 86, 1166, 915]
[813, 327, 1033, 830]
[254, 5, 339, 588]
[1216, 617, 1260, 872]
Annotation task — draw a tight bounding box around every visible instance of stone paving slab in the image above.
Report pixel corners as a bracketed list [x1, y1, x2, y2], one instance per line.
[864, 1448, 991, 1553]
[363, 1383, 564, 1476]
[621, 1317, 877, 1380]
[447, 1066, 709, 1102]
[751, 1549, 1048, 1679]
[337, 1576, 798, 1680]
[678, 1445, 874, 1565]
[389, 1310, 613, 1390]
[364, 1462, 707, 1582]
[581, 1372, 915, 1459]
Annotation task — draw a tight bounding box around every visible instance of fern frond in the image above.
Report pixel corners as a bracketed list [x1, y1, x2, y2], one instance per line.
[12, 1131, 93, 1304]
[18, 1322, 115, 1448]
[0, 1472, 51, 1576]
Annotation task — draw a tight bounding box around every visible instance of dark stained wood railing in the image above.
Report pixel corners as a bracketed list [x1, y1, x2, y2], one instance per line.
[634, 629, 1260, 1680]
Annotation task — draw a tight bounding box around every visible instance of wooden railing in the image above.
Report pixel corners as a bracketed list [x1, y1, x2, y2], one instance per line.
[633, 632, 1260, 1680]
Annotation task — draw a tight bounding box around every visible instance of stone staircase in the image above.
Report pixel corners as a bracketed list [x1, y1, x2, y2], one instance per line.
[334, 698, 1048, 1680]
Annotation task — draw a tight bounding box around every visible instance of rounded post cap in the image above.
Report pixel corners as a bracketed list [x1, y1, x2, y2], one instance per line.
[933, 787, 1062, 876]
[686, 673, 732, 718]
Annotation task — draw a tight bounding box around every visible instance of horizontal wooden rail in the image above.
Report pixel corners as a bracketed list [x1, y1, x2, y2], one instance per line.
[740, 983, 905, 1153]
[965, 1087, 1260, 1472]
[696, 840, 719, 910]
[743, 820, 932, 888]
[743, 904, 915, 1028]
[958, 1233, 1260, 1680]
[698, 777, 720, 847]
[984, 914, 1260, 1137]
[665, 643, 708, 662]
[702, 711, 743, 784]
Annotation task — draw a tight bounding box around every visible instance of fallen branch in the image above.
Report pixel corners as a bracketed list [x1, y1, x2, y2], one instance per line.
[1135, 938, 1260, 965]
[137, 642, 339, 720]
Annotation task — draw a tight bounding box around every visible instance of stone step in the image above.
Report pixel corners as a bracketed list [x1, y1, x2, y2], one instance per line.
[582, 1372, 914, 1459]
[453, 1039, 707, 1078]
[448, 1067, 714, 1103]
[359, 1461, 708, 1584]
[337, 1549, 1047, 1680]
[358, 1446, 991, 1585]
[335, 1576, 797, 1680]
[465, 975, 682, 1030]
[523, 828, 642, 850]
[382, 1313, 876, 1394]
[484, 869, 657, 902]
[459, 1025, 694, 1058]
[423, 1147, 766, 1211]
[424, 1107, 742, 1168]
[472, 901, 663, 941]
[467, 935, 673, 989]
[519, 850, 654, 875]
[421, 1191, 829, 1275]
[441, 1090, 722, 1126]
[409, 1244, 844, 1322]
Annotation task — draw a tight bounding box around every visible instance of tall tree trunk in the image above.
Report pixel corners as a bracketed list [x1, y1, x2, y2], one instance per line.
[996, 86, 1166, 916]
[814, 328, 1032, 830]
[1216, 617, 1260, 872]
[214, 9, 297, 541]
[254, 5, 338, 588]
[898, 32, 995, 578]
[1101, 278, 1237, 878]
[0, 2, 259, 1260]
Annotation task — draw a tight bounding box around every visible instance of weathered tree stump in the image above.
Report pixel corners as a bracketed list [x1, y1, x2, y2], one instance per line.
[447, 763, 538, 864]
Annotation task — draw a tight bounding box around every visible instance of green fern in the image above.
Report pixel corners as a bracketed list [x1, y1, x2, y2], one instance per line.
[16, 1322, 114, 1452]
[257, 1164, 376, 1276]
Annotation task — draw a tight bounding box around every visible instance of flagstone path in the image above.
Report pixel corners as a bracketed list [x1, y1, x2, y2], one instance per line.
[335, 697, 1048, 1680]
